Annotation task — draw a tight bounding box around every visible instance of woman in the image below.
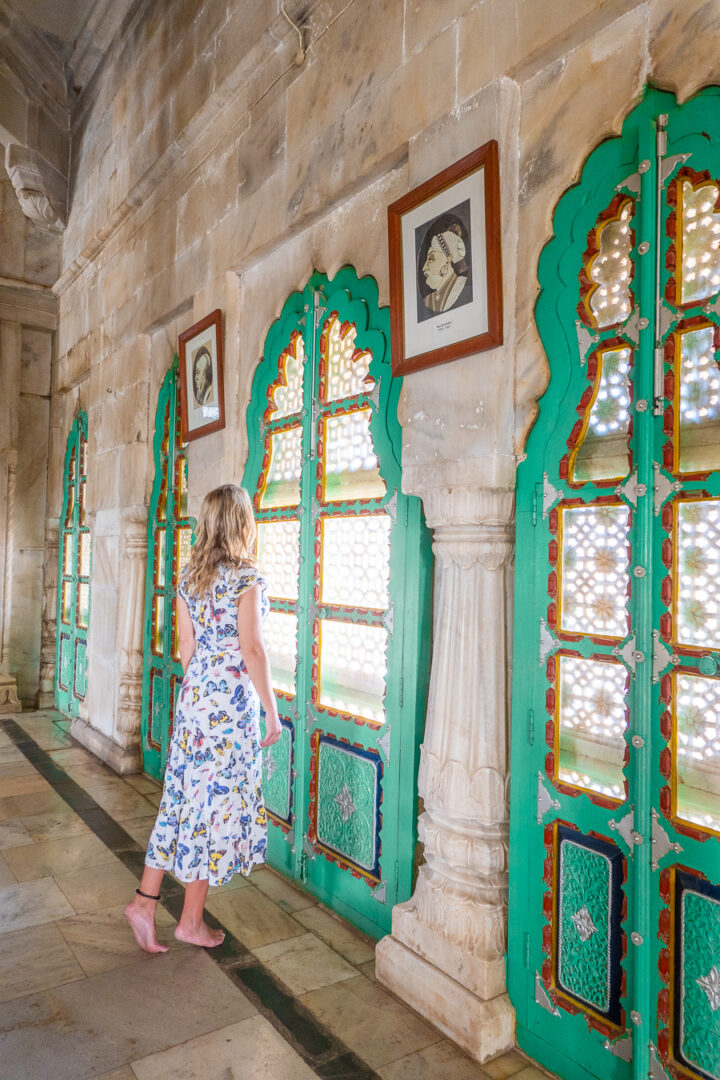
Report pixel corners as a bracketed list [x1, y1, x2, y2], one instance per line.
[125, 484, 281, 953]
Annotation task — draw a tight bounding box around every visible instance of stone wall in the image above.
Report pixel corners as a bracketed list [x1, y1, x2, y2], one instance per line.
[43, 0, 720, 1060]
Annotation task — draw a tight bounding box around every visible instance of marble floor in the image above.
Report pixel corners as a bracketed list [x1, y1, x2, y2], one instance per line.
[0, 710, 549, 1080]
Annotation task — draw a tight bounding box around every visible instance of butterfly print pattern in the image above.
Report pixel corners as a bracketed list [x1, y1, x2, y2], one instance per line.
[146, 563, 269, 886]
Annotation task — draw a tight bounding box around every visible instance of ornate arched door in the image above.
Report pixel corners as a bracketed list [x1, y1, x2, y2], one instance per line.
[55, 413, 91, 718]
[244, 267, 432, 937]
[141, 362, 194, 779]
[510, 87, 720, 1080]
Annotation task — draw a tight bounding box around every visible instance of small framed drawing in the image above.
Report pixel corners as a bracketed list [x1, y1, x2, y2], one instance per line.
[388, 140, 503, 376]
[178, 309, 225, 442]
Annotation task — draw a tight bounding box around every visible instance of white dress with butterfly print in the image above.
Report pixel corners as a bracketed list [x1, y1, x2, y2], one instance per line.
[146, 563, 269, 885]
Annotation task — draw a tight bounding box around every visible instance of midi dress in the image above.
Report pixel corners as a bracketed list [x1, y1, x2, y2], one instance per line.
[145, 562, 269, 886]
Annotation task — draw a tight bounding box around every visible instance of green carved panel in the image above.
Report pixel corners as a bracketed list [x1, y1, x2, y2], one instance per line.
[679, 881, 720, 1079]
[558, 838, 612, 1013]
[315, 736, 380, 877]
[262, 721, 293, 824]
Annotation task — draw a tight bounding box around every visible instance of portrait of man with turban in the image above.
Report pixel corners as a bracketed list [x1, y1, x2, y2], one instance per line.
[191, 345, 215, 408]
[416, 203, 473, 322]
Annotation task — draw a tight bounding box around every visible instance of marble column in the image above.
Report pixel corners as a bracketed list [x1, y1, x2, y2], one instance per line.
[376, 484, 515, 1063]
[38, 520, 59, 708]
[72, 508, 146, 773]
[0, 321, 22, 712]
[116, 510, 148, 742]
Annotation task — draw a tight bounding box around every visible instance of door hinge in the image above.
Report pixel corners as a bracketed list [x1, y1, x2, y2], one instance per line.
[535, 973, 560, 1016]
[609, 805, 643, 854]
[604, 1033, 632, 1061]
[523, 932, 530, 968]
[651, 809, 682, 871]
[398, 675, 404, 708]
[537, 772, 560, 824]
[527, 708, 535, 746]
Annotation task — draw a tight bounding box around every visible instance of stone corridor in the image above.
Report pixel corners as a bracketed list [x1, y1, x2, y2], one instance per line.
[0, 710, 545, 1080]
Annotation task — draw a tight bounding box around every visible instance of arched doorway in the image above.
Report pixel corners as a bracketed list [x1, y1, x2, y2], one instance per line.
[509, 87, 720, 1080]
[55, 412, 91, 718]
[140, 361, 195, 780]
[244, 267, 432, 936]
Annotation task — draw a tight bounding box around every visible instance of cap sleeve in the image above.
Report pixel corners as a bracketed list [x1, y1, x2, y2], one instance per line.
[228, 564, 265, 602]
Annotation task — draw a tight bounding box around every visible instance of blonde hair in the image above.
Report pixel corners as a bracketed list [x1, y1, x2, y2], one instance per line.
[183, 485, 256, 597]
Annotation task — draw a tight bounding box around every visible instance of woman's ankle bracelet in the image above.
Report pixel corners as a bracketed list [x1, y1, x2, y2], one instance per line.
[136, 888, 161, 901]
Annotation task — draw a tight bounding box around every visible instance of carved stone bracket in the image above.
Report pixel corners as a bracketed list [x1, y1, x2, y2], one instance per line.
[5, 144, 67, 232]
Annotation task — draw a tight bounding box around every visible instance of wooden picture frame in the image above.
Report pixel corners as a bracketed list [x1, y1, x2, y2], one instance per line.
[178, 309, 225, 442]
[388, 140, 503, 376]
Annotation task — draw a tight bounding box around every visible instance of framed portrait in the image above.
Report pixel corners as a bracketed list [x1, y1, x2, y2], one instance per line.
[178, 309, 225, 442]
[388, 140, 503, 376]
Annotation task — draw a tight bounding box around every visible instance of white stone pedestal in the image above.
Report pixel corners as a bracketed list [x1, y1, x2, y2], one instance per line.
[376, 483, 515, 1063]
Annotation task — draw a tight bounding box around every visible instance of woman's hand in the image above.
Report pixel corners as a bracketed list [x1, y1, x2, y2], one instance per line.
[260, 714, 282, 748]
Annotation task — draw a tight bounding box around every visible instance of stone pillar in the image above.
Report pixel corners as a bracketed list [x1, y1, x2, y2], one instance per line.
[72, 508, 146, 773]
[0, 321, 22, 712]
[0, 454, 21, 712]
[38, 520, 59, 708]
[376, 484, 515, 1063]
[116, 511, 147, 745]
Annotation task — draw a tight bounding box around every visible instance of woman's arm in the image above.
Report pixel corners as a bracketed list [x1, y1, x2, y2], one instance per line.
[177, 596, 196, 675]
[236, 584, 282, 748]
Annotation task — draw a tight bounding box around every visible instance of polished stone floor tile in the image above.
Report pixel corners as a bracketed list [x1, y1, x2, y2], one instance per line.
[0, 788, 70, 820]
[0, 921, 85, 1003]
[10, 722, 72, 751]
[252, 930, 358, 995]
[0, 754, 36, 772]
[0, 853, 15, 886]
[294, 904, 376, 965]
[0, 876, 75, 933]
[20, 806, 92, 841]
[93, 1069, 137, 1080]
[0, 948, 257, 1080]
[301, 974, 441, 1068]
[54, 859, 140, 914]
[251, 866, 318, 912]
[0, 773, 52, 798]
[359, 959, 376, 981]
[510, 1067, 554, 1080]
[378, 1039, 494, 1079]
[48, 747, 102, 767]
[205, 882, 306, 948]
[0, 819, 33, 850]
[114, 815, 157, 849]
[482, 1050, 535, 1079]
[75, 779, 160, 821]
[3, 831, 118, 881]
[57, 903, 186, 976]
[130, 1014, 318, 1080]
[122, 774, 161, 795]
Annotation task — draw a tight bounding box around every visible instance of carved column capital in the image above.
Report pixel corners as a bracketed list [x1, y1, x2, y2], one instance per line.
[5, 144, 67, 232]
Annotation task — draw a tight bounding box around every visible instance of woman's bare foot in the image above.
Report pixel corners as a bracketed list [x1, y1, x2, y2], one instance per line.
[174, 921, 225, 948]
[124, 900, 169, 954]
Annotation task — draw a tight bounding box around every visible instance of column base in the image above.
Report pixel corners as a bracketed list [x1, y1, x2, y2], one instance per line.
[0, 675, 21, 713]
[375, 935, 515, 1063]
[71, 715, 142, 774]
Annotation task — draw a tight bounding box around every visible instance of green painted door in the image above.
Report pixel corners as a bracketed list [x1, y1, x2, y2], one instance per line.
[510, 87, 720, 1080]
[244, 267, 432, 937]
[55, 413, 91, 718]
[141, 362, 195, 780]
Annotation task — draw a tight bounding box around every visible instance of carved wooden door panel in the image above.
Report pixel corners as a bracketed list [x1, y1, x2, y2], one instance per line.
[244, 268, 432, 937]
[141, 362, 194, 780]
[510, 88, 720, 1080]
[55, 413, 91, 718]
